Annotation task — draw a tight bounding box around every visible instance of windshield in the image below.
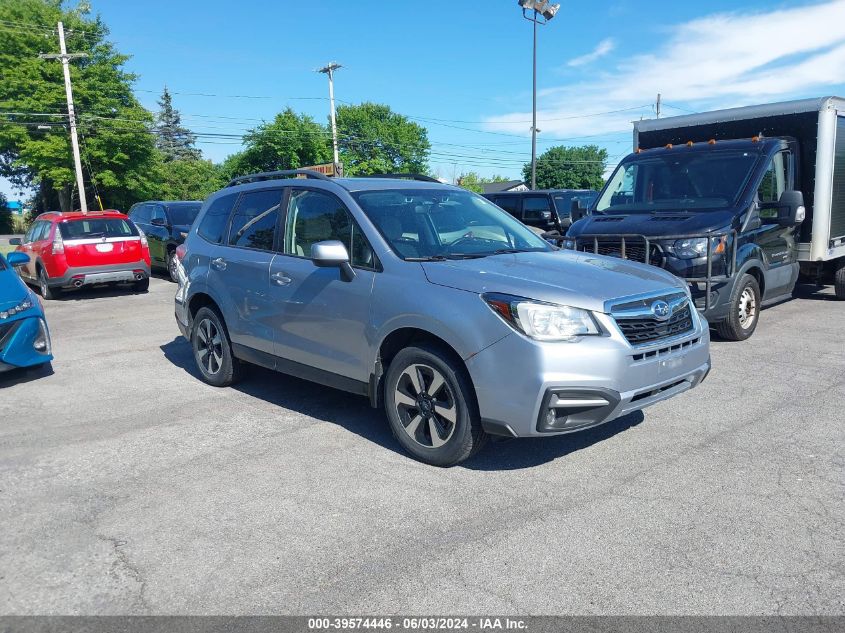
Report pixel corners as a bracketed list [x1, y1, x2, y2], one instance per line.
[553, 192, 597, 215]
[352, 188, 552, 260]
[596, 150, 760, 213]
[59, 218, 139, 240]
[168, 203, 202, 226]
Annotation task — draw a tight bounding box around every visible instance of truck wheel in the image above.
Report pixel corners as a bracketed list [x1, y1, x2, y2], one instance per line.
[716, 274, 761, 341]
[191, 306, 241, 387]
[384, 344, 487, 467]
[38, 268, 60, 300]
[835, 260, 845, 300]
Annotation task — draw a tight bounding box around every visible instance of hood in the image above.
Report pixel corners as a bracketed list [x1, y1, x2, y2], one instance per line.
[421, 250, 686, 313]
[569, 209, 737, 238]
[0, 265, 30, 311]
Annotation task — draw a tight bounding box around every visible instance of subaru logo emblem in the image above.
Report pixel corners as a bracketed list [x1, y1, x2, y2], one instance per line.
[651, 300, 671, 321]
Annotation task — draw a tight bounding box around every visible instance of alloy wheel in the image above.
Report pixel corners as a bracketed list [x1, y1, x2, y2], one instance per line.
[394, 364, 457, 449]
[196, 318, 223, 375]
[738, 286, 757, 329]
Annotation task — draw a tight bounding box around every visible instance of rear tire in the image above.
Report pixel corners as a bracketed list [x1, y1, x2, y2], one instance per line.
[715, 274, 760, 341]
[835, 259, 845, 300]
[134, 277, 150, 293]
[384, 344, 487, 467]
[38, 268, 59, 300]
[191, 306, 241, 387]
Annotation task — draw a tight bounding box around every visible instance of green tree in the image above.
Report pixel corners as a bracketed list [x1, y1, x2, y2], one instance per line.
[336, 102, 430, 176]
[0, 192, 13, 234]
[155, 87, 200, 162]
[524, 145, 608, 190]
[456, 172, 511, 194]
[229, 108, 332, 177]
[156, 157, 225, 201]
[0, 0, 157, 212]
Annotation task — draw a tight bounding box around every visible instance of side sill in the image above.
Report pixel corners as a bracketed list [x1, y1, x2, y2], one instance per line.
[232, 343, 369, 398]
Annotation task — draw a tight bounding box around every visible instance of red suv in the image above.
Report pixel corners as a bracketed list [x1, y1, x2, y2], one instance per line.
[10, 211, 151, 299]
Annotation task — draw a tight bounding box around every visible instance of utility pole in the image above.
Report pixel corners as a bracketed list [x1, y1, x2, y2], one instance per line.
[317, 62, 342, 174]
[656, 93, 662, 119]
[40, 22, 88, 213]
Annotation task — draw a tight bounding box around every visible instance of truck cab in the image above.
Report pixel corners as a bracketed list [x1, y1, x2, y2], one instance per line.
[567, 137, 804, 340]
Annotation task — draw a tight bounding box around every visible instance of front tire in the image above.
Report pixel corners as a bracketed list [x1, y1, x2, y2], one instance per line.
[167, 250, 179, 283]
[191, 306, 241, 387]
[716, 274, 761, 341]
[384, 344, 487, 467]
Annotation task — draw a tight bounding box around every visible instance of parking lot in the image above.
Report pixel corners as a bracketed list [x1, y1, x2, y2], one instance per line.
[1, 275, 843, 615]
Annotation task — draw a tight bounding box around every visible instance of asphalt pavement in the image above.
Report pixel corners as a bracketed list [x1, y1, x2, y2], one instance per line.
[1, 276, 843, 614]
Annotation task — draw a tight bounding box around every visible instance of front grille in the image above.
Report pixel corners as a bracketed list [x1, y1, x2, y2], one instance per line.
[578, 239, 662, 265]
[615, 304, 694, 345]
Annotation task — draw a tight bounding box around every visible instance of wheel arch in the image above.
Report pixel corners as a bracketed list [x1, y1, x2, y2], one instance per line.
[369, 327, 478, 411]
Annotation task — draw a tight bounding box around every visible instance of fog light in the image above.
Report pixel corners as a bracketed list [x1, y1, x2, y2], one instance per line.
[33, 318, 51, 354]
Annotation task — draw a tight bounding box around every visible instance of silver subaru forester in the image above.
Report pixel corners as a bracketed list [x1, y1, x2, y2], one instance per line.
[175, 171, 710, 466]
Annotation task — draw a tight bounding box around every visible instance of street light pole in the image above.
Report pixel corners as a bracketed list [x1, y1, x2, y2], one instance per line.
[519, 0, 559, 190]
[318, 62, 342, 173]
[40, 22, 89, 213]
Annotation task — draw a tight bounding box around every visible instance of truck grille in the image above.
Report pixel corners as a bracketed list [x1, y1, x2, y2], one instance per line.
[614, 304, 694, 345]
[578, 239, 662, 265]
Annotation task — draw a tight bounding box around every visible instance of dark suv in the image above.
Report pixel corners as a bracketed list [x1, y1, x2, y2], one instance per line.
[128, 200, 203, 281]
[483, 189, 597, 235]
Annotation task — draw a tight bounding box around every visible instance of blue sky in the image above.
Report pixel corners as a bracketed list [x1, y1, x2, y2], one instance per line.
[4, 0, 845, 201]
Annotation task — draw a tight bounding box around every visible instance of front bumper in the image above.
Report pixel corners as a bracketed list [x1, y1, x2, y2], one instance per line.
[48, 262, 151, 288]
[466, 311, 711, 438]
[0, 314, 53, 372]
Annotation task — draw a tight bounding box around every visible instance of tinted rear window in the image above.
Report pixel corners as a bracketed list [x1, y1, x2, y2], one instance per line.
[198, 193, 239, 244]
[59, 218, 139, 239]
[168, 203, 202, 226]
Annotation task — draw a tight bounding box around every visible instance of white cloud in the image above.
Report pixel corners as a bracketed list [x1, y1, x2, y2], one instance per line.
[567, 38, 615, 67]
[486, 0, 845, 140]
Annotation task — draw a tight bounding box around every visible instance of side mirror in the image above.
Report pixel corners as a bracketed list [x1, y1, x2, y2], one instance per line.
[6, 252, 30, 267]
[8, 238, 21, 246]
[311, 240, 355, 282]
[150, 217, 167, 227]
[777, 190, 805, 226]
[570, 199, 589, 224]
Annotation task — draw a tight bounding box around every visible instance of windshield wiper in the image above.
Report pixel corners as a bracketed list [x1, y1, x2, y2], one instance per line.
[405, 253, 489, 261]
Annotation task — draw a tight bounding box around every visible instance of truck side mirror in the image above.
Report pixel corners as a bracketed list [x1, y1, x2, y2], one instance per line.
[570, 199, 589, 224]
[777, 190, 805, 226]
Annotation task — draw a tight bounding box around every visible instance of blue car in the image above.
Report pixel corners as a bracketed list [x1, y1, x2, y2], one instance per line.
[0, 251, 53, 373]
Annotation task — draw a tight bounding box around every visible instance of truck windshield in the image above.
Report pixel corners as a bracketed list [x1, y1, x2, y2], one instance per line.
[596, 150, 759, 213]
[352, 189, 551, 260]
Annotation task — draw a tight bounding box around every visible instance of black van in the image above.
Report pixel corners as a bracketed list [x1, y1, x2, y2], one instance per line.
[483, 189, 597, 234]
[567, 97, 845, 341]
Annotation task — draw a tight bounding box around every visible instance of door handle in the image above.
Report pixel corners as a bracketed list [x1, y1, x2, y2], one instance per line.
[210, 257, 227, 271]
[271, 272, 292, 286]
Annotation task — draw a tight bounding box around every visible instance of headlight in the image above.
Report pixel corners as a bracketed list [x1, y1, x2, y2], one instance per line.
[560, 238, 577, 250]
[483, 293, 600, 342]
[669, 236, 727, 259]
[0, 297, 33, 320]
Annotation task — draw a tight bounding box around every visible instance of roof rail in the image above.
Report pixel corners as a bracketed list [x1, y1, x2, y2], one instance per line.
[227, 169, 332, 188]
[365, 173, 441, 183]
